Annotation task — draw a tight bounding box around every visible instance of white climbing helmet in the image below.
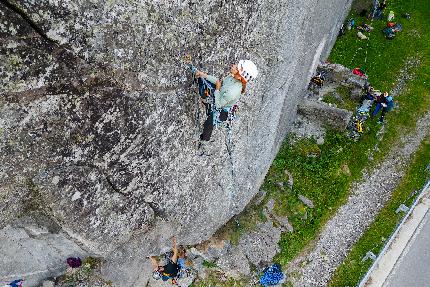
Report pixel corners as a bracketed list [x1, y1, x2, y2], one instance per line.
[238, 60, 258, 82]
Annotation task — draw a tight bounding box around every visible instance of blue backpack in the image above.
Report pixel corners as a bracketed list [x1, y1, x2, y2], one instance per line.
[386, 96, 395, 111]
[259, 264, 284, 286]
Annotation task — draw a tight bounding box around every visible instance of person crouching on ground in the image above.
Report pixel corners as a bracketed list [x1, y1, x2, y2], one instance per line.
[372, 91, 394, 123]
[150, 237, 181, 284]
[194, 60, 258, 142]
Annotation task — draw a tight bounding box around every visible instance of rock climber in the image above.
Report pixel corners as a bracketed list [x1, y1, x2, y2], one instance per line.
[193, 60, 258, 145]
[372, 91, 394, 123]
[150, 237, 181, 284]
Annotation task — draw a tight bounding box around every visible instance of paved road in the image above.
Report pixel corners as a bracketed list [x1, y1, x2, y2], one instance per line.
[383, 210, 430, 287]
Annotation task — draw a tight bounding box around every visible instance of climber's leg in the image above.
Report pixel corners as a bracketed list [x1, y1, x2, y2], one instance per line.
[200, 112, 214, 141]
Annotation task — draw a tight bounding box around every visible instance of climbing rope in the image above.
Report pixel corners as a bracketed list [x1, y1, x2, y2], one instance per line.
[181, 53, 207, 144]
[183, 54, 241, 213]
[363, 1, 379, 65]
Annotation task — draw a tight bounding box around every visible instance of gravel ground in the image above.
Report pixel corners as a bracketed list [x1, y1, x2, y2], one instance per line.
[390, 58, 421, 97]
[286, 110, 430, 286]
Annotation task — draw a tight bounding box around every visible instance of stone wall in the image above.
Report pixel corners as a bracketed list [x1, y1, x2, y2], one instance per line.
[0, 0, 352, 285]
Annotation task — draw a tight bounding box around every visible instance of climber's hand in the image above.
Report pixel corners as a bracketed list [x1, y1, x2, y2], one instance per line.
[215, 80, 221, 90]
[195, 71, 207, 78]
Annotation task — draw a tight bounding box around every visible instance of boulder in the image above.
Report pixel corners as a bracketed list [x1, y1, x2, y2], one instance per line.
[298, 195, 315, 208]
[0, 0, 353, 285]
[298, 100, 353, 131]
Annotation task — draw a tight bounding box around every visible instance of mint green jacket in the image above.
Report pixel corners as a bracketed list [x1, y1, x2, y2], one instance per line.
[206, 74, 243, 109]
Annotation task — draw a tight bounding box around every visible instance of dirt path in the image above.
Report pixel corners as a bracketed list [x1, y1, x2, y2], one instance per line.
[286, 111, 430, 287]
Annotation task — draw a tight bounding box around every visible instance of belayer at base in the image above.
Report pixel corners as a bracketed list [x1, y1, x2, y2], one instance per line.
[150, 237, 187, 285]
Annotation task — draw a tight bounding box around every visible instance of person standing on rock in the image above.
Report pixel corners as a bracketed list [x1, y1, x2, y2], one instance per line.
[192, 60, 258, 148]
[150, 237, 181, 284]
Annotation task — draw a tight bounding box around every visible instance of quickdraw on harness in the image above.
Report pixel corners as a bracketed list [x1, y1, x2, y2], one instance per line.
[212, 103, 238, 129]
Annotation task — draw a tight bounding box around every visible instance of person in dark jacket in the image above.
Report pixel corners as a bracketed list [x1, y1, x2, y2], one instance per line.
[150, 237, 181, 284]
[372, 92, 394, 123]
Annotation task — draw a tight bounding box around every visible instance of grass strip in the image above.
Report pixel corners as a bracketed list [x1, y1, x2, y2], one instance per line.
[328, 135, 430, 287]
[273, 0, 430, 266]
[195, 0, 430, 284]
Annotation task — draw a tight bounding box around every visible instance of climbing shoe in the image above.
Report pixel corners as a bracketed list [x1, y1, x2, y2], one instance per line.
[197, 141, 212, 157]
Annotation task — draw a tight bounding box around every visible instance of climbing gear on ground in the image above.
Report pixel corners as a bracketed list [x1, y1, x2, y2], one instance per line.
[66, 257, 82, 268]
[310, 70, 326, 87]
[348, 98, 374, 141]
[352, 68, 365, 77]
[383, 22, 402, 39]
[238, 60, 258, 82]
[356, 120, 363, 133]
[357, 31, 368, 40]
[358, 24, 373, 33]
[347, 18, 355, 30]
[311, 75, 324, 86]
[259, 263, 285, 287]
[338, 24, 346, 37]
[383, 27, 395, 39]
[387, 11, 395, 21]
[363, 24, 373, 32]
[392, 23, 402, 32]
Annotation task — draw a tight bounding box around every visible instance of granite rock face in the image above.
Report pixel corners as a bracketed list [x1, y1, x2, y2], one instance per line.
[0, 0, 352, 285]
[298, 100, 353, 131]
[0, 218, 87, 287]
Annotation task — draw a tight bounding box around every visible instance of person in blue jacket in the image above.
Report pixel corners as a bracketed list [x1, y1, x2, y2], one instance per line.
[372, 91, 394, 123]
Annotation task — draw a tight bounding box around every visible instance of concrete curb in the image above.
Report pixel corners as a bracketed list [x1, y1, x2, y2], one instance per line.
[358, 179, 430, 287]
